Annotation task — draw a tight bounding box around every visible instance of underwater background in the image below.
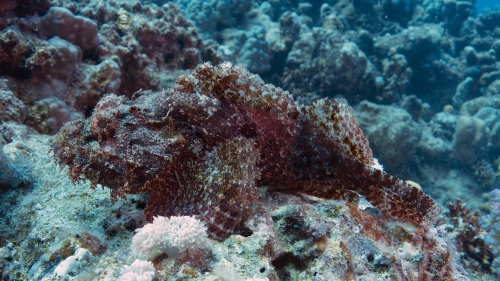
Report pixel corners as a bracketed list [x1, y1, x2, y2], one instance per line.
[1, 0, 500, 280]
[477, 0, 499, 13]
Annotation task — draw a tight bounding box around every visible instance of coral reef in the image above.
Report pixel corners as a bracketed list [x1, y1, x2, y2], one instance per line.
[65, 59, 122, 113]
[85, 2, 222, 96]
[444, 199, 494, 274]
[172, 0, 254, 38]
[25, 97, 79, 135]
[282, 26, 376, 103]
[0, 0, 222, 136]
[39, 6, 102, 54]
[53, 62, 439, 241]
[452, 115, 488, 165]
[480, 189, 500, 273]
[447, 96, 500, 189]
[0, 0, 50, 20]
[0, 78, 25, 123]
[207, 192, 466, 280]
[118, 260, 155, 281]
[54, 248, 93, 277]
[220, 26, 271, 74]
[131, 216, 208, 260]
[2, 0, 500, 279]
[0, 123, 33, 189]
[355, 101, 422, 172]
[25, 36, 82, 101]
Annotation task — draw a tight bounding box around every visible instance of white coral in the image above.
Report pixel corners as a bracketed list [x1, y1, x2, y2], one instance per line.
[54, 248, 92, 277]
[131, 216, 208, 259]
[117, 259, 155, 281]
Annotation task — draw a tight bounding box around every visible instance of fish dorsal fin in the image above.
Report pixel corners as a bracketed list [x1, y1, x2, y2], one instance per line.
[301, 98, 374, 165]
[174, 62, 298, 117]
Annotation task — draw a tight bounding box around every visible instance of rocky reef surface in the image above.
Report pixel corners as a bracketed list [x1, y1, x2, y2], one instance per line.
[1, 0, 500, 280]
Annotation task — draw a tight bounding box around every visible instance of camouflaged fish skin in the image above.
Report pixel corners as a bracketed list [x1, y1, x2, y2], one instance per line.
[52, 62, 440, 240]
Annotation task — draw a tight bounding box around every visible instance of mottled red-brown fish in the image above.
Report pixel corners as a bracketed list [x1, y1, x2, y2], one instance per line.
[52, 62, 439, 240]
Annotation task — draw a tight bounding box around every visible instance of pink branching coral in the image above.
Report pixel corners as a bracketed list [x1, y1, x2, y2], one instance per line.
[52, 62, 439, 240]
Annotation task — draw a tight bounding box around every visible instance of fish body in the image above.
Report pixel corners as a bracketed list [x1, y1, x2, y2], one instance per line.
[53, 62, 439, 240]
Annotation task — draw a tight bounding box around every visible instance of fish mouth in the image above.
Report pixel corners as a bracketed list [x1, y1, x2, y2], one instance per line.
[52, 119, 84, 162]
[52, 119, 97, 180]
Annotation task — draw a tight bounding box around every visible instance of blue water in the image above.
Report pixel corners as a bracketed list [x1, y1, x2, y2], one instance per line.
[477, 0, 500, 13]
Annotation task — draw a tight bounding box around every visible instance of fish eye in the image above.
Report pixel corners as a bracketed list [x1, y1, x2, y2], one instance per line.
[97, 119, 107, 129]
[90, 114, 117, 140]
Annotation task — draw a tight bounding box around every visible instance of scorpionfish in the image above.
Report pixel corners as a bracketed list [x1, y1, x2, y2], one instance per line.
[52, 62, 439, 240]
